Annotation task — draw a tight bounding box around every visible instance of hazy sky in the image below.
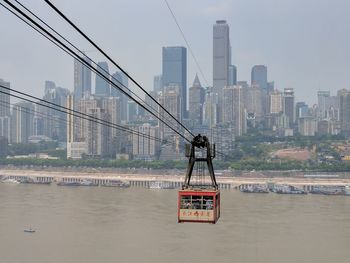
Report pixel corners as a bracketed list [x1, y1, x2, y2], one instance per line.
[1, 0, 350, 105]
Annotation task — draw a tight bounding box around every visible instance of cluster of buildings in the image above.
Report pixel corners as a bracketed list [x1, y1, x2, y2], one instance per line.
[0, 20, 350, 160]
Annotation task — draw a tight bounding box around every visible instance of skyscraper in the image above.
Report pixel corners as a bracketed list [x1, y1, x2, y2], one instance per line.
[317, 90, 331, 119]
[251, 65, 267, 91]
[162, 46, 187, 119]
[268, 90, 283, 114]
[213, 20, 230, 122]
[158, 84, 182, 138]
[189, 74, 205, 125]
[223, 85, 246, 136]
[283, 88, 295, 128]
[153, 75, 163, 93]
[77, 95, 111, 157]
[11, 101, 34, 143]
[95, 61, 110, 97]
[0, 79, 11, 140]
[243, 85, 263, 121]
[40, 81, 70, 142]
[202, 88, 218, 128]
[228, 65, 237, 86]
[132, 123, 160, 160]
[74, 55, 91, 100]
[295, 102, 309, 119]
[339, 89, 350, 136]
[111, 71, 129, 122]
[0, 79, 10, 117]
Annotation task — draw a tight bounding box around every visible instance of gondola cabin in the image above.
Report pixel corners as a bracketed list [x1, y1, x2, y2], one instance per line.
[178, 188, 220, 224]
[178, 134, 221, 224]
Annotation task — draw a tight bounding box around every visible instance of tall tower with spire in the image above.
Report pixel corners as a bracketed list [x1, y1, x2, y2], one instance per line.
[189, 74, 205, 125]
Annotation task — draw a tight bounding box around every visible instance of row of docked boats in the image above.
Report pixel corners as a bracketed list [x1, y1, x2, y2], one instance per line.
[0, 177, 50, 185]
[240, 184, 350, 195]
[1, 176, 174, 189]
[0, 177, 130, 188]
[57, 179, 130, 188]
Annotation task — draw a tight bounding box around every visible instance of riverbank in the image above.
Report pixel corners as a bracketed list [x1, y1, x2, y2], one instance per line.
[1, 168, 350, 188]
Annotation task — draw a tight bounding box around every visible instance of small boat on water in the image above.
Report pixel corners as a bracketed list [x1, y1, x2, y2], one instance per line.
[272, 184, 307, 195]
[239, 184, 269, 193]
[345, 186, 350, 196]
[149, 181, 175, 189]
[24, 228, 35, 233]
[309, 185, 344, 195]
[57, 179, 98, 187]
[101, 180, 130, 188]
[57, 181, 81, 186]
[1, 178, 20, 184]
[79, 179, 98, 186]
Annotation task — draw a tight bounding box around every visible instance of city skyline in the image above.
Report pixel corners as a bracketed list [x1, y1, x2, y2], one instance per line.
[1, 0, 350, 105]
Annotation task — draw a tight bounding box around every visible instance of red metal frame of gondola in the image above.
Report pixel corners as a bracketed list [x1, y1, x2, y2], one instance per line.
[178, 134, 220, 224]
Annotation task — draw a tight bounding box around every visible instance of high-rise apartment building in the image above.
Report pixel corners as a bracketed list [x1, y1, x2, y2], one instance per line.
[0, 79, 11, 140]
[339, 89, 350, 136]
[162, 46, 187, 118]
[251, 65, 268, 91]
[189, 74, 205, 125]
[76, 95, 111, 157]
[295, 102, 309, 120]
[223, 85, 246, 136]
[11, 101, 34, 143]
[269, 90, 283, 114]
[202, 88, 218, 128]
[86, 108, 110, 158]
[283, 88, 295, 128]
[158, 84, 182, 138]
[41, 81, 70, 142]
[243, 85, 263, 121]
[317, 91, 331, 119]
[127, 100, 138, 123]
[213, 20, 230, 122]
[102, 96, 121, 139]
[74, 55, 91, 101]
[298, 117, 318, 136]
[66, 95, 88, 159]
[0, 79, 10, 117]
[132, 123, 160, 160]
[95, 61, 110, 97]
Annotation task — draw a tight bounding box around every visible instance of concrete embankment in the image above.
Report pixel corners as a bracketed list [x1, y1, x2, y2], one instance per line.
[1, 168, 350, 189]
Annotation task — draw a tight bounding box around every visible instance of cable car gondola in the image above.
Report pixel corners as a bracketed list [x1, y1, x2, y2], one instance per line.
[178, 134, 220, 224]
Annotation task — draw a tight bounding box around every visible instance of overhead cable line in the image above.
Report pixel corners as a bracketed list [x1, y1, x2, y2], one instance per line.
[0, 85, 168, 145]
[1, 0, 191, 144]
[162, 1, 233, 161]
[0, 99, 168, 155]
[43, 0, 195, 139]
[163, 0, 209, 87]
[12, 0, 185, 142]
[2, 0, 232, 161]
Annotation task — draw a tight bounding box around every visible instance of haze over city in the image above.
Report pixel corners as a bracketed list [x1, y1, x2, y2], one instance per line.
[1, 1, 350, 263]
[1, 0, 350, 105]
